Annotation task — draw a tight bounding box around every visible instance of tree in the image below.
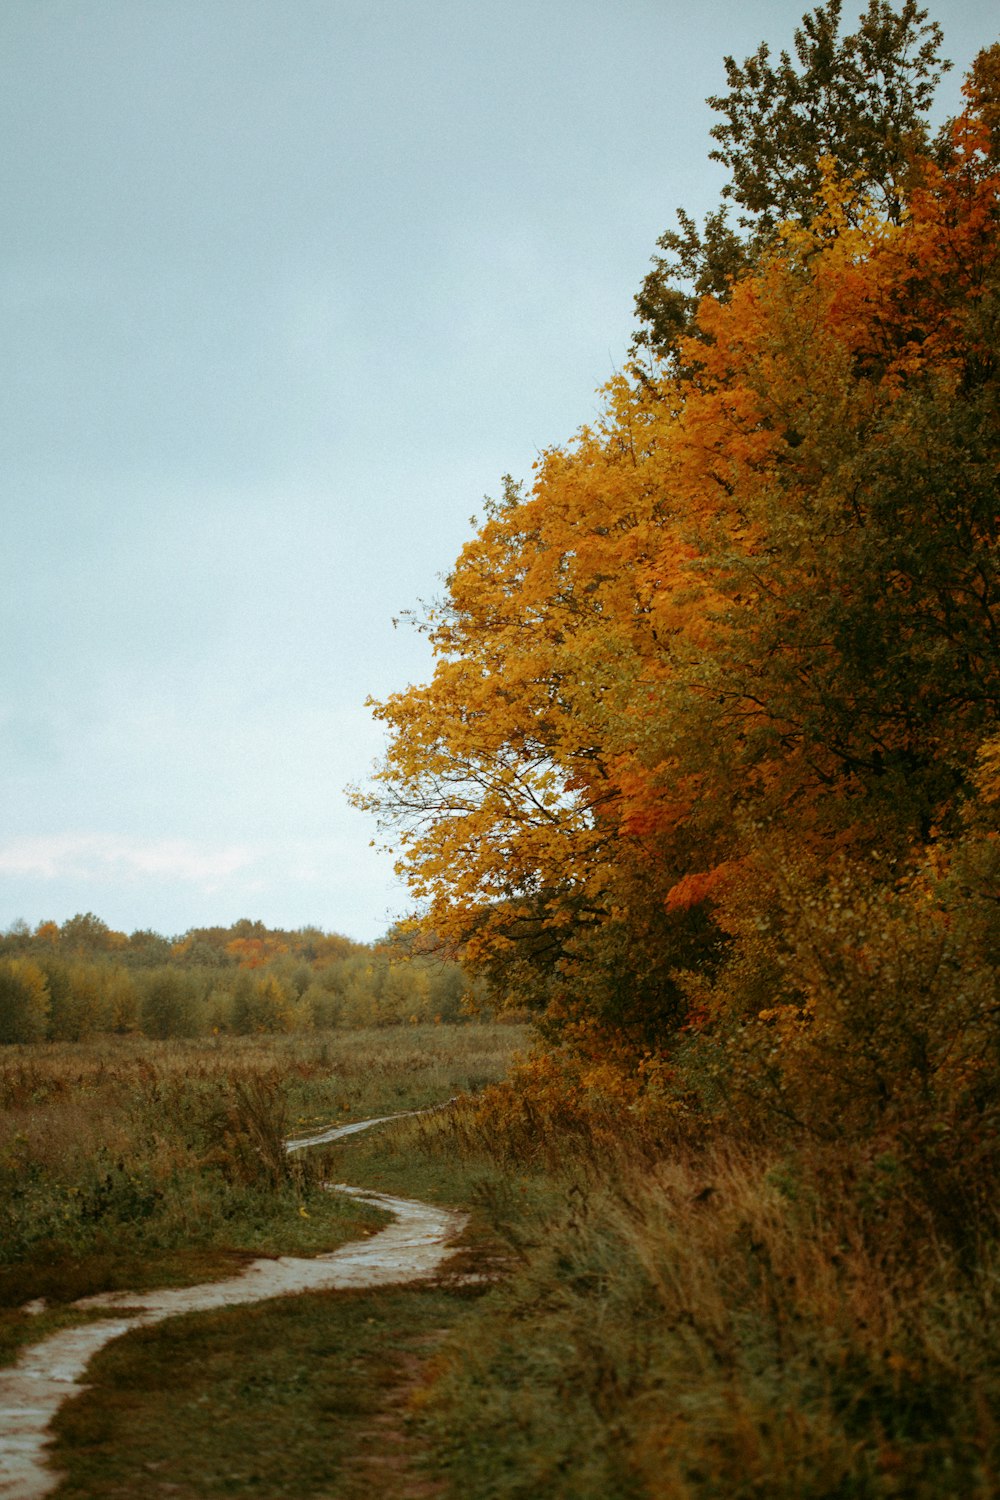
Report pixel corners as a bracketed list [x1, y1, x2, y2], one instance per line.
[59, 912, 127, 954]
[709, 0, 946, 227]
[125, 929, 174, 967]
[634, 1, 949, 359]
[962, 43, 1000, 161]
[658, 154, 1000, 851]
[0, 959, 49, 1044]
[230, 973, 294, 1034]
[360, 57, 1000, 1055]
[140, 969, 199, 1039]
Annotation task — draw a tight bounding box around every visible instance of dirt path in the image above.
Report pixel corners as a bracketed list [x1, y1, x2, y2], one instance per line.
[0, 1114, 466, 1500]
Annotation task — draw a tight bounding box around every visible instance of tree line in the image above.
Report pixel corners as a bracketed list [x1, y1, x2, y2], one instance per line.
[0, 914, 476, 1042]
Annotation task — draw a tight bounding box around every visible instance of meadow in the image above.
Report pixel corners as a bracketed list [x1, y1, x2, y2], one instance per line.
[7, 1020, 993, 1498]
[0, 1025, 521, 1356]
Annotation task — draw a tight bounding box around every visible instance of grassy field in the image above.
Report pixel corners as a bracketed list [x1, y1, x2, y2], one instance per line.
[0, 1025, 523, 1354]
[8, 1021, 998, 1498]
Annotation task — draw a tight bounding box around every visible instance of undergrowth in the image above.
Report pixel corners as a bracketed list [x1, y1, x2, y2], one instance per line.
[9, 1019, 996, 1495]
[392, 1088, 1000, 1500]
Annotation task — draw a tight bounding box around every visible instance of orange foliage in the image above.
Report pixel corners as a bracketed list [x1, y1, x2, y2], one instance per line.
[225, 936, 289, 969]
[359, 80, 1000, 1058]
[664, 863, 737, 913]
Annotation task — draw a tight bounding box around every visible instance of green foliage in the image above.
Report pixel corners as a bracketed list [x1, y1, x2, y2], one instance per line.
[140, 968, 199, 1039]
[708, 0, 946, 228]
[0, 917, 477, 1042]
[634, 0, 949, 358]
[57, 911, 124, 956]
[678, 830, 1000, 1238]
[633, 206, 749, 361]
[41, 961, 106, 1042]
[0, 960, 49, 1044]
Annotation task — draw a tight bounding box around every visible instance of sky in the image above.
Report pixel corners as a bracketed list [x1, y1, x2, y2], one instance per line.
[1, 0, 995, 943]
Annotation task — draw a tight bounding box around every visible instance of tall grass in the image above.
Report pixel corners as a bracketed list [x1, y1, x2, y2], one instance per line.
[399, 1096, 1000, 1499]
[0, 1024, 524, 1315]
[12, 1018, 993, 1495]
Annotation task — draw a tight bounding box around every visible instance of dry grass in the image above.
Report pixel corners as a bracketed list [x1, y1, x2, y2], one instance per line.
[12, 1020, 993, 1495]
[0, 1023, 525, 1321]
[1, 1024, 525, 1500]
[402, 1097, 1000, 1499]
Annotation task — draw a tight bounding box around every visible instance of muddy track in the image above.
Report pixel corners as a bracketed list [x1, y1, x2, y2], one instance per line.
[0, 1113, 466, 1500]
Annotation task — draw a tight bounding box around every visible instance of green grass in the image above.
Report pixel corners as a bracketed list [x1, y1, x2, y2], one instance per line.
[49, 1283, 482, 1500]
[12, 1023, 1000, 1498]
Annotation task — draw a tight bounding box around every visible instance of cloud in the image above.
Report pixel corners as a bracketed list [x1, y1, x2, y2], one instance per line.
[0, 834, 256, 888]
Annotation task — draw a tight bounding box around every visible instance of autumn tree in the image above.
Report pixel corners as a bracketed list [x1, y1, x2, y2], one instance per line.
[360, 49, 999, 1061]
[660, 153, 999, 852]
[230, 973, 296, 1034]
[963, 42, 1000, 160]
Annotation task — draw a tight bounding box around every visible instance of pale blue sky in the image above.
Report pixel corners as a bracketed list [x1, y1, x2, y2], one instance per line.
[1, 0, 994, 941]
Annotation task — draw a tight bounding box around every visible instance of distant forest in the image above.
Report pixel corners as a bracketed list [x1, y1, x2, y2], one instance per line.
[0, 915, 478, 1042]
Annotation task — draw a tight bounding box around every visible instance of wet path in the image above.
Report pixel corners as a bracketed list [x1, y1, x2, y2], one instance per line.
[0, 1114, 466, 1500]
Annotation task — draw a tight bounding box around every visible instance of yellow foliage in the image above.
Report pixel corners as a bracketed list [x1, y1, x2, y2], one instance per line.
[357, 96, 1000, 1077]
